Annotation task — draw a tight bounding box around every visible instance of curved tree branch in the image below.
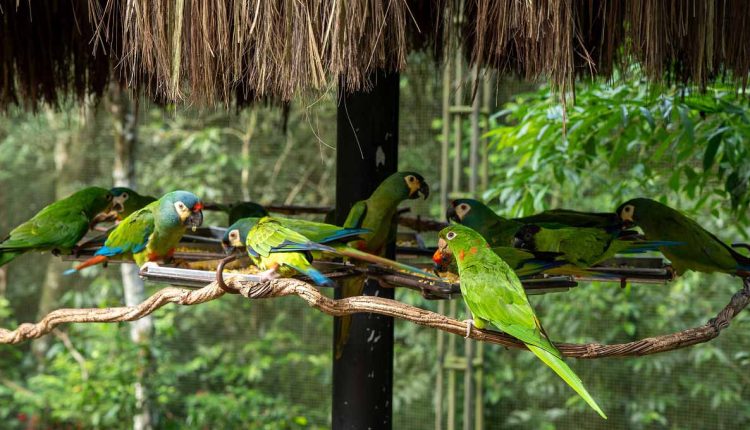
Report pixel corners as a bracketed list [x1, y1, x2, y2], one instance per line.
[2, 276, 748, 360]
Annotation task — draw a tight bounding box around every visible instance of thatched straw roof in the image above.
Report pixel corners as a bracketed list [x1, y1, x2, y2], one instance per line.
[2, 1, 750, 108]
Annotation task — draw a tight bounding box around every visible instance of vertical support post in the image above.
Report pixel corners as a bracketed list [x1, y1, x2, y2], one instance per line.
[333, 71, 399, 430]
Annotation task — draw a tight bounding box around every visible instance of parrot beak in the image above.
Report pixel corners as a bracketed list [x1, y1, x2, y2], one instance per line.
[185, 205, 204, 232]
[111, 196, 126, 213]
[407, 179, 430, 200]
[221, 242, 236, 255]
[418, 181, 430, 200]
[432, 238, 452, 270]
[446, 205, 460, 223]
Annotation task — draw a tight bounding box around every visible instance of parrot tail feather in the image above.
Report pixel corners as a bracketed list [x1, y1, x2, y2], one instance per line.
[287, 263, 335, 288]
[334, 246, 438, 279]
[64, 255, 108, 275]
[621, 240, 684, 254]
[527, 344, 607, 419]
[0, 250, 22, 267]
[321, 228, 370, 243]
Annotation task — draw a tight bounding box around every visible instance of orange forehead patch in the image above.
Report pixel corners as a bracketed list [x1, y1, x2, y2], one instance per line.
[470, 246, 478, 255]
[458, 249, 465, 261]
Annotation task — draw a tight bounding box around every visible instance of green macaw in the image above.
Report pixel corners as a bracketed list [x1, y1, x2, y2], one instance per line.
[66, 191, 203, 272]
[0, 187, 113, 267]
[336, 171, 430, 356]
[617, 198, 750, 276]
[244, 217, 357, 287]
[511, 224, 671, 268]
[110, 187, 157, 218]
[223, 216, 434, 277]
[447, 199, 622, 247]
[434, 224, 607, 419]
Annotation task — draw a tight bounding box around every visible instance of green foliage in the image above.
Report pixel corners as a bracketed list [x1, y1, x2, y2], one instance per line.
[485, 81, 750, 226]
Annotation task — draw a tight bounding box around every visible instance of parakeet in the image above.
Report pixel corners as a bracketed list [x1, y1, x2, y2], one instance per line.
[434, 224, 607, 418]
[512, 224, 672, 268]
[336, 171, 429, 355]
[448, 199, 623, 247]
[0, 187, 113, 267]
[110, 187, 157, 218]
[223, 216, 434, 277]
[617, 198, 750, 276]
[244, 217, 349, 287]
[67, 191, 203, 272]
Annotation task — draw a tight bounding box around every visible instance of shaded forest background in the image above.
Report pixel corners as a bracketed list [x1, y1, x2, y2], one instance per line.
[1, 56, 749, 429]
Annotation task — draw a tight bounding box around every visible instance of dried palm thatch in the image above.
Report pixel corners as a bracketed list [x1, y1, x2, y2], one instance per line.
[1, 0, 750, 109]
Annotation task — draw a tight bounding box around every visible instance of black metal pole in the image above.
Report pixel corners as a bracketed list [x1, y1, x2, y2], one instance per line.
[333, 71, 399, 430]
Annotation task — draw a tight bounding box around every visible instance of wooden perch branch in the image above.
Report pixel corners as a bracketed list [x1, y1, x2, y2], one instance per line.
[3, 274, 748, 359]
[0, 284, 226, 344]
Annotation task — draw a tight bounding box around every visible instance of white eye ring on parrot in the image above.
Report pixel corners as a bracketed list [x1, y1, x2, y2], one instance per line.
[106, 194, 113, 201]
[174, 201, 187, 213]
[446, 231, 457, 240]
[122, 193, 129, 200]
[229, 230, 238, 240]
[405, 175, 416, 183]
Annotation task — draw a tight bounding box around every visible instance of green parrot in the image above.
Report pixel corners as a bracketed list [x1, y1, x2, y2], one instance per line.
[336, 171, 430, 355]
[434, 224, 607, 418]
[66, 191, 203, 272]
[110, 187, 157, 218]
[223, 216, 434, 277]
[447, 199, 622, 247]
[511, 224, 672, 268]
[244, 217, 357, 287]
[0, 187, 113, 267]
[617, 198, 750, 276]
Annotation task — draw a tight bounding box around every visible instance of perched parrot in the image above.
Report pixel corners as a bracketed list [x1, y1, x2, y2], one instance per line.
[110, 187, 157, 218]
[433, 224, 607, 418]
[244, 217, 353, 287]
[66, 191, 203, 272]
[223, 216, 434, 277]
[617, 198, 750, 276]
[447, 199, 622, 247]
[336, 171, 430, 356]
[0, 187, 114, 267]
[511, 224, 673, 268]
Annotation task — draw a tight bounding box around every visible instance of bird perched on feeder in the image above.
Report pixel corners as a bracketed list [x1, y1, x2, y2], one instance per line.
[243, 217, 360, 287]
[110, 187, 156, 219]
[223, 216, 434, 278]
[433, 224, 607, 419]
[66, 190, 203, 273]
[617, 197, 750, 277]
[335, 171, 430, 356]
[511, 224, 676, 268]
[0, 187, 114, 267]
[447, 199, 623, 247]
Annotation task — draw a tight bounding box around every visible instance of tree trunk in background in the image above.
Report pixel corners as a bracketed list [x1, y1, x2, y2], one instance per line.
[109, 86, 154, 430]
[32, 108, 91, 361]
